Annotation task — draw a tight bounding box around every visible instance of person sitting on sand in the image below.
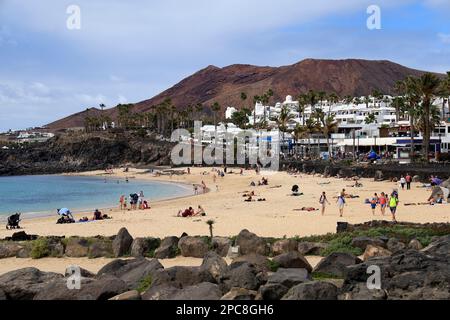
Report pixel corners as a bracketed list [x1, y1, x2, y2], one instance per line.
[242, 191, 255, 197]
[196, 205, 206, 216]
[244, 195, 254, 202]
[142, 200, 150, 210]
[93, 209, 103, 220]
[178, 207, 195, 217]
[292, 185, 300, 196]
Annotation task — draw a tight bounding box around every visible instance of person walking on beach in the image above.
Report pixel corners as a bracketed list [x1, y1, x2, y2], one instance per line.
[370, 193, 379, 215]
[379, 192, 387, 216]
[337, 191, 346, 217]
[400, 176, 406, 190]
[389, 192, 399, 222]
[319, 191, 330, 216]
[405, 173, 412, 190]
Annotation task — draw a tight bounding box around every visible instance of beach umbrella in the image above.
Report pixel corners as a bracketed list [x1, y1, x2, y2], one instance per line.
[58, 208, 71, 215]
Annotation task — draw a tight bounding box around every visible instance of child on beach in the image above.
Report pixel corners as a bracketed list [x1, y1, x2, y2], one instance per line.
[119, 195, 125, 210]
[370, 193, 379, 215]
[379, 192, 387, 216]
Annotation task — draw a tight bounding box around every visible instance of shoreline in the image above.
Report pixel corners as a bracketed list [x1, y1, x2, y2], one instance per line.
[0, 166, 449, 239]
[0, 172, 198, 222]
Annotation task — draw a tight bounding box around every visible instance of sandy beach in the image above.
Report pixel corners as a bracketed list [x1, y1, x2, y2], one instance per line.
[0, 167, 449, 276]
[1, 167, 448, 240]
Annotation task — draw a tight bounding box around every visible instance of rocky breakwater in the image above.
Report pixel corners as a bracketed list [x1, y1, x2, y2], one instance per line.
[0, 131, 173, 176]
[0, 226, 449, 300]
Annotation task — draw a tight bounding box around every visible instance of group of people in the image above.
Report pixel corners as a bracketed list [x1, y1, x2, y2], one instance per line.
[56, 208, 110, 224]
[316, 188, 399, 222]
[193, 181, 208, 195]
[250, 177, 269, 187]
[368, 191, 399, 222]
[177, 205, 206, 217]
[119, 191, 150, 211]
[398, 173, 413, 190]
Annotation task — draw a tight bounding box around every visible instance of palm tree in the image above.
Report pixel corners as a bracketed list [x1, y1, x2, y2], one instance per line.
[344, 95, 353, 105]
[364, 113, 377, 125]
[252, 95, 260, 127]
[169, 102, 177, 134]
[416, 73, 441, 162]
[372, 89, 383, 105]
[155, 103, 168, 134]
[307, 90, 318, 112]
[363, 96, 371, 108]
[292, 124, 308, 156]
[438, 72, 450, 120]
[277, 106, 295, 141]
[403, 76, 421, 160]
[117, 104, 134, 129]
[353, 97, 362, 106]
[195, 103, 203, 122]
[313, 109, 338, 155]
[186, 104, 194, 129]
[328, 93, 339, 114]
[296, 94, 308, 125]
[206, 219, 215, 242]
[305, 117, 319, 157]
[260, 90, 273, 128]
[318, 91, 326, 107]
[211, 102, 221, 133]
[240, 92, 247, 108]
[391, 97, 405, 122]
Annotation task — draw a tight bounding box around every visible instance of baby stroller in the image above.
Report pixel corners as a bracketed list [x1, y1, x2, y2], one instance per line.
[6, 213, 21, 230]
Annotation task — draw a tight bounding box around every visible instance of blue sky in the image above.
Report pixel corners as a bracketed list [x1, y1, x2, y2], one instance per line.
[0, 0, 449, 131]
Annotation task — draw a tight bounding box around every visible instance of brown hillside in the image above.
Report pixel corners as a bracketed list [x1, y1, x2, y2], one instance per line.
[46, 58, 438, 130]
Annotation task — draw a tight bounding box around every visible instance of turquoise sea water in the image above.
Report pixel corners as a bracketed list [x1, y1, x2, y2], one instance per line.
[0, 175, 192, 219]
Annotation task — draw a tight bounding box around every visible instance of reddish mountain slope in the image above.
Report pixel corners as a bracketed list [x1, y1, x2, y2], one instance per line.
[46, 59, 437, 130]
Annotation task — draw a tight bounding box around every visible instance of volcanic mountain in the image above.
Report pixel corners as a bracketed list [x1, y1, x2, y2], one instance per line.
[46, 58, 437, 130]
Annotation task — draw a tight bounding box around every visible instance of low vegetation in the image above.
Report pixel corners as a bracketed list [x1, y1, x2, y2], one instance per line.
[136, 275, 153, 293]
[293, 224, 450, 256]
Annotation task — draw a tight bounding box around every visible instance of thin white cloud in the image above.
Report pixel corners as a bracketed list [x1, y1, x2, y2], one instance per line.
[438, 33, 450, 44]
[109, 75, 122, 82]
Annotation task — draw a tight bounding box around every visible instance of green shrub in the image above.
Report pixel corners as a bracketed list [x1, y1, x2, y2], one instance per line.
[145, 249, 156, 258]
[31, 238, 50, 259]
[136, 275, 152, 293]
[268, 260, 280, 272]
[319, 235, 364, 257]
[312, 272, 344, 280]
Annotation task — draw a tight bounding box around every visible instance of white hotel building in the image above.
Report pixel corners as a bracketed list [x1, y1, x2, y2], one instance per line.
[216, 95, 450, 161]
